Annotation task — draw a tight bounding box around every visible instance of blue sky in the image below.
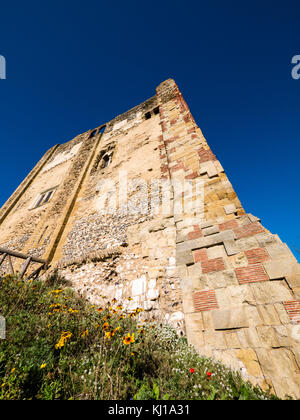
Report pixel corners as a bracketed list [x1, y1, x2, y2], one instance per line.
[0, 0, 299, 260]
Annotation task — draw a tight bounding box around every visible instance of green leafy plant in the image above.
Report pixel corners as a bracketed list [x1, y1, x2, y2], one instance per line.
[0, 274, 280, 400]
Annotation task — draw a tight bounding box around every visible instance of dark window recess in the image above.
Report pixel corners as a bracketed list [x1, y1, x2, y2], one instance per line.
[90, 130, 97, 138]
[90, 144, 115, 174]
[153, 107, 160, 115]
[102, 154, 111, 168]
[34, 188, 56, 208]
[43, 190, 54, 204]
[145, 112, 151, 120]
[35, 194, 46, 208]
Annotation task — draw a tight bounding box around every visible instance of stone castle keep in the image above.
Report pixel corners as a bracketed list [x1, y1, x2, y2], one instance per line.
[0, 79, 300, 398]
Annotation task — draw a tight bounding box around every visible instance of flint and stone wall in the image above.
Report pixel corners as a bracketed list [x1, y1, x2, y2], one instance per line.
[0, 79, 299, 398]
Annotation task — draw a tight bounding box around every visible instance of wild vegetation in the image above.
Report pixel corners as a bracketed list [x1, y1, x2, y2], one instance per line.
[0, 272, 278, 400]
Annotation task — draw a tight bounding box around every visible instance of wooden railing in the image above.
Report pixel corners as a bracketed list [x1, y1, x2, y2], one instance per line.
[0, 247, 48, 279]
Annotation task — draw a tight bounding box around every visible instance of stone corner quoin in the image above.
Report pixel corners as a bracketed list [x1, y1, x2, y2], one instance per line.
[0, 78, 300, 399]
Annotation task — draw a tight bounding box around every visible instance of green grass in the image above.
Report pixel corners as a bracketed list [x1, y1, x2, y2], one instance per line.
[0, 272, 278, 400]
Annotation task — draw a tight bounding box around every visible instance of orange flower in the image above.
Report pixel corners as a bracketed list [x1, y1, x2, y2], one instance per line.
[122, 333, 135, 345]
[102, 322, 109, 331]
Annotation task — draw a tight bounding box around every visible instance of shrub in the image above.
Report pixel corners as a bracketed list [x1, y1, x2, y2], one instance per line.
[0, 274, 278, 400]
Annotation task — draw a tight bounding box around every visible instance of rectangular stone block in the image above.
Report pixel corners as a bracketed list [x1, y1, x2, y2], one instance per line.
[204, 330, 227, 349]
[251, 281, 293, 304]
[224, 331, 241, 349]
[176, 250, 194, 265]
[256, 326, 280, 348]
[202, 225, 219, 236]
[212, 307, 249, 330]
[224, 204, 237, 215]
[223, 239, 240, 256]
[258, 304, 281, 325]
[207, 245, 226, 260]
[263, 259, 300, 281]
[187, 261, 203, 277]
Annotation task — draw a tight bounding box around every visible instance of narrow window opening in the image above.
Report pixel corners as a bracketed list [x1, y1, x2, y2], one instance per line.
[36, 194, 46, 208]
[43, 190, 53, 204]
[33, 187, 57, 209]
[98, 125, 106, 134]
[153, 107, 159, 115]
[90, 130, 97, 138]
[145, 112, 151, 120]
[102, 154, 111, 168]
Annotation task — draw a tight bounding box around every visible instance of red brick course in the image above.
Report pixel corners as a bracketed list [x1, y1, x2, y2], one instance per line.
[198, 147, 217, 163]
[235, 263, 269, 284]
[234, 222, 265, 239]
[193, 248, 208, 262]
[202, 257, 225, 273]
[283, 300, 300, 324]
[219, 220, 238, 231]
[245, 248, 270, 265]
[193, 290, 219, 312]
[188, 230, 204, 241]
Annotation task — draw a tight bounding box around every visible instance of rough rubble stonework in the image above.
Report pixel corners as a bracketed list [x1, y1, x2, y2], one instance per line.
[0, 79, 300, 398]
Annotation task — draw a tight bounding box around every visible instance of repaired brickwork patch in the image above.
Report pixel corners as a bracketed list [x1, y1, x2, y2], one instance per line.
[245, 248, 270, 265]
[235, 263, 269, 284]
[193, 248, 208, 263]
[219, 220, 238, 231]
[202, 257, 225, 274]
[234, 222, 265, 239]
[283, 300, 300, 324]
[193, 290, 219, 312]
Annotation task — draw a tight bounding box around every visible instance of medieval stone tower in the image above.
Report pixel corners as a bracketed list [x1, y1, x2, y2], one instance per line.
[0, 79, 299, 398]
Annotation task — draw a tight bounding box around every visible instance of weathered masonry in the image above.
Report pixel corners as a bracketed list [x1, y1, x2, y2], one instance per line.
[0, 79, 299, 398]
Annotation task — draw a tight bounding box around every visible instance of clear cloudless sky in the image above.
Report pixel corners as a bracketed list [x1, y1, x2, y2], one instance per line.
[0, 0, 299, 260]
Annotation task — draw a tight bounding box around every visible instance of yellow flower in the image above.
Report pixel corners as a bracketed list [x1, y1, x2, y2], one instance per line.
[68, 308, 79, 314]
[55, 331, 72, 349]
[122, 333, 135, 345]
[112, 298, 117, 303]
[81, 329, 89, 338]
[11, 368, 16, 373]
[105, 331, 113, 340]
[113, 326, 121, 333]
[102, 322, 109, 331]
[40, 363, 47, 369]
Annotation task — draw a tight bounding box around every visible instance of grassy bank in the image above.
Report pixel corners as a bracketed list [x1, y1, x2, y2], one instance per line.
[0, 273, 278, 400]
